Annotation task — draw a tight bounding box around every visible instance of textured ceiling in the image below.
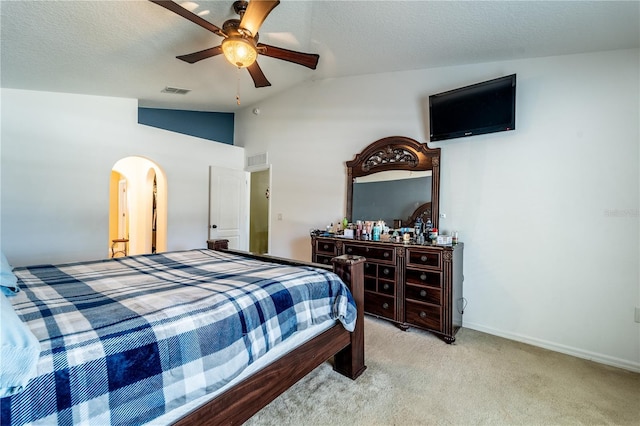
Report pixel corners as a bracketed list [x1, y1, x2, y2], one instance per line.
[1, 1, 638, 112]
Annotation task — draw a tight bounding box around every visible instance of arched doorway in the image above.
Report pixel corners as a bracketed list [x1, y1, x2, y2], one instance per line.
[109, 157, 167, 257]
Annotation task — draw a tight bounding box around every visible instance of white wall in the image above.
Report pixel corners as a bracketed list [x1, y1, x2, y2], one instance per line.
[1, 89, 245, 266]
[234, 49, 639, 371]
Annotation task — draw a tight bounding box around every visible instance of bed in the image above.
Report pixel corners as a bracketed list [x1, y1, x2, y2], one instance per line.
[0, 243, 365, 425]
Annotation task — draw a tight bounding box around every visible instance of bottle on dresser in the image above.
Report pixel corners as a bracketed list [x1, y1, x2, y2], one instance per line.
[414, 217, 424, 244]
[425, 218, 433, 234]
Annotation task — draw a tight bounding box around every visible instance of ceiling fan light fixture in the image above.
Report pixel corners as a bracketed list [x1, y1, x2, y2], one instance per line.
[221, 37, 257, 68]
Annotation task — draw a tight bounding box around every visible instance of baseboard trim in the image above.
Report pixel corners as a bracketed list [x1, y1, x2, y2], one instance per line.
[462, 321, 640, 373]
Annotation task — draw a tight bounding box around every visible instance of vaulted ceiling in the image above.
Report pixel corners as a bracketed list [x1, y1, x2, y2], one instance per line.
[1, 1, 638, 112]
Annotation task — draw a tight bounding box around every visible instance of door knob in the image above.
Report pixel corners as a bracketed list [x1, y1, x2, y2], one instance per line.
[211, 225, 218, 229]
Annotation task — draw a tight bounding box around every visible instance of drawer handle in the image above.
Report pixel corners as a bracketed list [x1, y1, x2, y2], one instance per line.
[347, 247, 353, 253]
[420, 255, 428, 262]
[382, 268, 390, 275]
[383, 252, 390, 258]
[382, 302, 389, 310]
[419, 311, 427, 318]
[383, 283, 390, 291]
[323, 244, 329, 250]
[365, 247, 370, 253]
[420, 273, 427, 281]
[420, 289, 427, 297]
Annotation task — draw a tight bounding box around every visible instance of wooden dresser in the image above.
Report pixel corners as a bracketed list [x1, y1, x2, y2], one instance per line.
[312, 235, 464, 343]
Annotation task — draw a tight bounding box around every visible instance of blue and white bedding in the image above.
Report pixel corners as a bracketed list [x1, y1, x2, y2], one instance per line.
[0, 249, 356, 425]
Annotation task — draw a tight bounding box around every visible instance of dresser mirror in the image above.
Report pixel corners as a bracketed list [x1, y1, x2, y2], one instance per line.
[346, 136, 441, 229]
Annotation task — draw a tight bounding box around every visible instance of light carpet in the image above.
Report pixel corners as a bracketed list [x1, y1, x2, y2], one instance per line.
[246, 317, 639, 425]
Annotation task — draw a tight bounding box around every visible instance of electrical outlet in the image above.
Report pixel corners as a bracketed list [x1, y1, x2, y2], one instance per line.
[635, 307, 640, 323]
[277, 213, 283, 221]
[439, 212, 446, 219]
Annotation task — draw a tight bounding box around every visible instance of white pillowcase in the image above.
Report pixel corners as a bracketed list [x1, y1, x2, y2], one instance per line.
[0, 293, 41, 397]
[1, 251, 20, 296]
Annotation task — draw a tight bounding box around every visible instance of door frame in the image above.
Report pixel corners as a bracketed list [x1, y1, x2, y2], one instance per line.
[111, 156, 167, 257]
[248, 165, 272, 254]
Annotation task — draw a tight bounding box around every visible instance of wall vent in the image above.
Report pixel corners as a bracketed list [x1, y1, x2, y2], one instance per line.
[246, 152, 268, 170]
[161, 86, 191, 95]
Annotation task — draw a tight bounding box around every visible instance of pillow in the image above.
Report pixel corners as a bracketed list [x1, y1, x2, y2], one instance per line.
[0, 293, 40, 397]
[0, 251, 20, 296]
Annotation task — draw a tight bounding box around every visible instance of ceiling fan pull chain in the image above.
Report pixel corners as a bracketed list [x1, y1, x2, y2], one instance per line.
[236, 66, 241, 105]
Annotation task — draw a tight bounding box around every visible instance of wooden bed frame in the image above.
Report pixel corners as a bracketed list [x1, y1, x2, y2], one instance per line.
[172, 241, 366, 425]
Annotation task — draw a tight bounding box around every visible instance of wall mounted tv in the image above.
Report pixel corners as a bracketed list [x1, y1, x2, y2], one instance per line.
[429, 74, 516, 141]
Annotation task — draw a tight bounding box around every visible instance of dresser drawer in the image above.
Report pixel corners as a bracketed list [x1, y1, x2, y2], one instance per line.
[405, 301, 441, 331]
[314, 254, 333, 265]
[378, 265, 395, 280]
[315, 240, 337, 255]
[406, 249, 441, 269]
[406, 284, 441, 305]
[405, 269, 441, 288]
[364, 262, 377, 277]
[378, 279, 394, 295]
[364, 292, 395, 320]
[344, 244, 394, 263]
[364, 277, 377, 292]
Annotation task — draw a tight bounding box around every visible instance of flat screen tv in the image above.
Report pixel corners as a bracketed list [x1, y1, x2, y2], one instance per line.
[429, 74, 516, 141]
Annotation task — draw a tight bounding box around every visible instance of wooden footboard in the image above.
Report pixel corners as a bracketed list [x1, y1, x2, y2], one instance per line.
[174, 243, 366, 425]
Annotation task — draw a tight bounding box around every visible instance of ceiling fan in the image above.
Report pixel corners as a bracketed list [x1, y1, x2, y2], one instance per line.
[150, 0, 320, 88]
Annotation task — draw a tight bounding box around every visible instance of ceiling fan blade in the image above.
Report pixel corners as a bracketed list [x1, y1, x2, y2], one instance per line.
[257, 43, 319, 69]
[247, 62, 271, 88]
[149, 0, 225, 37]
[240, 0, 280, 37]
[176, 46, 223, 64]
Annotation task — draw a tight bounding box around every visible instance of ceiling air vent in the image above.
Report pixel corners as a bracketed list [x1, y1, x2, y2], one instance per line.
[246, 152, 268, 170]
[161, 86, 191, 95]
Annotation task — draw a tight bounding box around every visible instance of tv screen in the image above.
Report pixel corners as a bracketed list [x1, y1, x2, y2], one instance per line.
[429, 74, 516, 141]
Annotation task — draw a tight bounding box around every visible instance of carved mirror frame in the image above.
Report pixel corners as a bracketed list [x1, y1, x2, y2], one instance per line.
[346, 136, 441, 229]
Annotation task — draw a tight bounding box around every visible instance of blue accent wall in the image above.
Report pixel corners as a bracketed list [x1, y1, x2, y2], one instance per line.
[138, 107, 234, 145]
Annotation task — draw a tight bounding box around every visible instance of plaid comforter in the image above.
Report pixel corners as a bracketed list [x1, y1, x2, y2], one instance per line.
[1, 249, 356, 425]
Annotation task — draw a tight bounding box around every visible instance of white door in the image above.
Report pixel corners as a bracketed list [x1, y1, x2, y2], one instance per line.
[209, 166, 249, 250]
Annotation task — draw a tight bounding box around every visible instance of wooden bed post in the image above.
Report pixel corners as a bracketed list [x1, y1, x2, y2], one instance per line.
[331, 254, 367, 379]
